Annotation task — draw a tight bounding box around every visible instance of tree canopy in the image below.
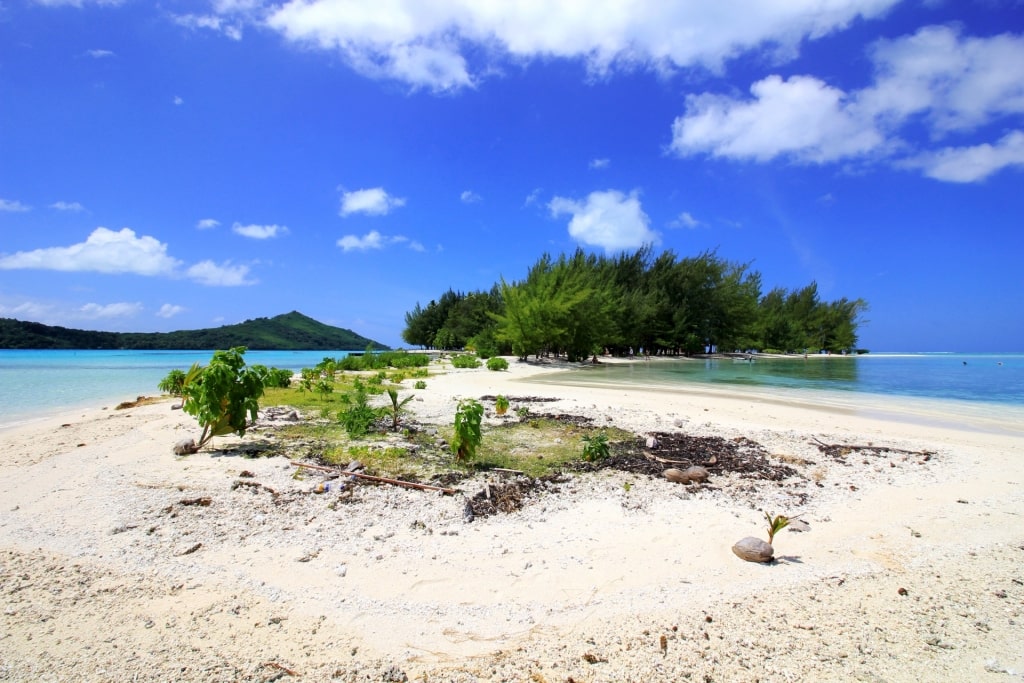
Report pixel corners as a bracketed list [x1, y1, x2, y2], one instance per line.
[402, 247, 867, 359]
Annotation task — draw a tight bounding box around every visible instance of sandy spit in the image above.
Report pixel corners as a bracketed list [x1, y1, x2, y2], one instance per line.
[1, 356, 1022, 682]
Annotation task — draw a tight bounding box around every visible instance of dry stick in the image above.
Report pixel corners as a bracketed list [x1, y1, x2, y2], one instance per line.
[289, 461, 457, 495]
[810, 437, 935, 456]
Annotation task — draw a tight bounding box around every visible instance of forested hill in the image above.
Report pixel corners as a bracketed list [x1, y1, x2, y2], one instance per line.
[0, 311, 389, 351]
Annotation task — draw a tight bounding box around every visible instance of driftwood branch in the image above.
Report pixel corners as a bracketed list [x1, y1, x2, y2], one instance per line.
[289, 461, 457, 495]
[811, 437, 935, 459]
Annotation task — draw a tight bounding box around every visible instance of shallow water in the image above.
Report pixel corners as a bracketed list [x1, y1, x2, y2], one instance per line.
[0, 349, 352, 427]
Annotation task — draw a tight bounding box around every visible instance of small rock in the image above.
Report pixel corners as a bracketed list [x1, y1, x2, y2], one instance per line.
[173, 438, 197, 455]
[731, 536, 774, 563]
[663, 466, 709, 484]
[646, 436, 659, 449]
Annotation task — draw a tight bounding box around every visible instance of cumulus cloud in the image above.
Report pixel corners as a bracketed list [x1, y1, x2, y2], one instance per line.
[50, 201, 86, 212]
[339, 187, 406, 216]
[904, 130, 1024, 183]
[173, 96, 184, 106]
[85, 49, 115, 58]
[156, 303, 186, 318]
[670, 74, 884, 163]
[186, 260, 255, 286]
[549, 189, 659, 253]
[79, 302, 142, 319]
[232, 222, 289, 239]
[0, 227, 182, 276]
[589, 158, 611, 170]
[259, 0, 899, 91]
[336, 230, 422, 252]
[0, 199, 30, 212]
[460, 190, 482, 204]
[669, 25, 1024, 182]
[196, 218, 220, 230]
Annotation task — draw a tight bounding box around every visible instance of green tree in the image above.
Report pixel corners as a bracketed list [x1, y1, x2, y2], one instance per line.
[179, 347, 266, 452]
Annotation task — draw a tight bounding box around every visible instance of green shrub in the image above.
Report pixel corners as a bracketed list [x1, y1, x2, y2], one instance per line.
[451, 399, 484, 463]
[180, 347, 265, 451]
[486, 356, 509, 371]
[451, 354, 481, 369]
[157, 368, 188, 397]
[338, 387, 379, 438]
[494, 395, 509, 415]
[581, 433, 610, 461]
[414, 380, 427, 389]
[264, 367, 294, 388]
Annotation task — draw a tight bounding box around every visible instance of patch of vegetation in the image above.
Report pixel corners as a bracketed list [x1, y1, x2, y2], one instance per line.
[451, 354, 481, 369]
[486, 356, 509, 371]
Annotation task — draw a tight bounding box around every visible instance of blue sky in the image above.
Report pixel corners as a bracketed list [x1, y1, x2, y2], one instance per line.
[1, 1, 1022, 352]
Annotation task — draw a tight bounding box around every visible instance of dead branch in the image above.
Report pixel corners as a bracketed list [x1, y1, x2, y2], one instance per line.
[289, 462, 457, 495]
[811, 437, 935, 458]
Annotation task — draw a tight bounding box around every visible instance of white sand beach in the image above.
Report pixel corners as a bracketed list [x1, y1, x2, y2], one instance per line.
[1, 357, 1022, 682]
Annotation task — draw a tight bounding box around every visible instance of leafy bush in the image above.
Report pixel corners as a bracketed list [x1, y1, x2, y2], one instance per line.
[581, 433, 610, 461]
[180, 347, 266, 451]
[494, 395, 509, 415]
[158, 368, 188, 397]
[451, 354, 481, 369]
[338, 384, 379, 438]
[264, 367, 294, 388]
[486, 356, 509, 371]
[414, 380, 427, 389]
[451, 398, 484, 463]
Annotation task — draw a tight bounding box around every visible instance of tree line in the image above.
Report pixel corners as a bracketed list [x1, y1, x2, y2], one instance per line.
[402, 247, 868, 361]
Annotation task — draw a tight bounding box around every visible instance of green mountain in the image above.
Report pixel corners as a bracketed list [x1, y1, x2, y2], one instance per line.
[0, 311, 389, 351]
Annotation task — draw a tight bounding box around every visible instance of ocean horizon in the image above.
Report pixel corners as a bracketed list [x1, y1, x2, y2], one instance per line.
[1, 349, 1021, 431]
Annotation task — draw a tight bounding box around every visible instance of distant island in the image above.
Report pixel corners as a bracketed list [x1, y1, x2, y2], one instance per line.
[0, 311, 389, 351]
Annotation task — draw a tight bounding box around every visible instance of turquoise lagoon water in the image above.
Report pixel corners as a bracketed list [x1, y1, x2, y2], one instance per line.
[0, 349, 352, 427]
[527, 352, 1024, 433]
[1, 349, 1021, 430]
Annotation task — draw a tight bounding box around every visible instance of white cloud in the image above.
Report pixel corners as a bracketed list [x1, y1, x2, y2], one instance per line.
[336, 230, 421, 252]
[0, 301, 54, 320]
[670, 74, 883, 163]
[549, 189, 659, 253]
[524, 188, 543, 207]
[337, 230, 384, 251]
[0, 199, 30, 212]
[172, 13, 244, 41]
[156, 303, 186, 319]
[186, 260, 255, 286]
[674, 211, 701, 228]
[339, 187, 406, 216]
[196, 218, 220, 230]
[460, 190, 482, 204]
[669, 26, 1024, 182]
[905, 130, 1024, 183]
[86, 49, 115, 58]
[260, 0, 899, 91]
[232, 222, 289, 239]
[173, 96, 184, 106]
[589, 158, 611, 170]
[50, 201, 86, 212]
[0, 227, 182, 276]
[861, 26, 1024, 135]
[78, 302, 142, 319]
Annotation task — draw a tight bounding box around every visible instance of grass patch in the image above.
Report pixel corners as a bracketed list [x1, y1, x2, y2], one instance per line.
[262, 384, 636, 481]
